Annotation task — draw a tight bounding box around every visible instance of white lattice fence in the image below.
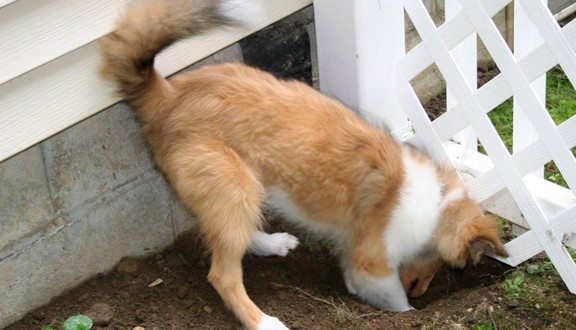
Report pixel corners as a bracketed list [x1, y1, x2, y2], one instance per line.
[315, 0, 576, 293]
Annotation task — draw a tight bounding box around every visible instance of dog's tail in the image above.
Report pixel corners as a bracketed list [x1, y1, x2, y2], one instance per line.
[100, 0, 255, 108]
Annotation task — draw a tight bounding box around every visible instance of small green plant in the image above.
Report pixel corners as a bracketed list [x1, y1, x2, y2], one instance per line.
[42, 314, 93, 330]
[526, 264, 542, 275]
[472, 322, 494, 330]
[503, 275, 525, 295]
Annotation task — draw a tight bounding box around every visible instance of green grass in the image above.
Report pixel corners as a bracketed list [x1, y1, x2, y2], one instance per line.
[482, 66, 576, 188]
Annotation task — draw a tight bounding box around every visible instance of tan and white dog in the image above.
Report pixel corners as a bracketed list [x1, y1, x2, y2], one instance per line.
[100, 1, 508, 328]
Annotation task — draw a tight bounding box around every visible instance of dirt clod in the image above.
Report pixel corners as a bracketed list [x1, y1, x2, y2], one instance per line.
[116, 258, 142, 274]
[84, 302, 114, 326]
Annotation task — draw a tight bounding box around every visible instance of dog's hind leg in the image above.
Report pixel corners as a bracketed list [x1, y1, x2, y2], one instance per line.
[250, 231, 299, 257]
[164, 142, 287, 330]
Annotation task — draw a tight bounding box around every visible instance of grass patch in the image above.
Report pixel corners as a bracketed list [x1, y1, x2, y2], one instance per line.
[482, 66, 576, 188]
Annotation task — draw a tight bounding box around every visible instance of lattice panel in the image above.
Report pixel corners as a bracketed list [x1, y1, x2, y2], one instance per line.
[397, 0, 576, 292]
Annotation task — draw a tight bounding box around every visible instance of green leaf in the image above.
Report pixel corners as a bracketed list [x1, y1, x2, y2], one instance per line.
[61, 315, 93, 330]
[472, 323, 494, 330]
[526, 264, 541, 275]
[513, 275, 524, 286]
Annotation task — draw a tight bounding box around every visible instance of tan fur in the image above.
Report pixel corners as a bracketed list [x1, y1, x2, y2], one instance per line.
[100, 1, 507, 327]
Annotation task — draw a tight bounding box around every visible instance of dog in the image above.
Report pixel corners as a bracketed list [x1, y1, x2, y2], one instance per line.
[100, 1, 508, 328]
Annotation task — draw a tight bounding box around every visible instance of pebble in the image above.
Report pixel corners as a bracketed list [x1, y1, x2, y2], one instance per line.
[116, 258, 142, 274]
[507, 299, 520, 309]
[32, 311, 46, 321]
[133, 327, 145, 330]
[203, 305, 212, 313]
[84, 302, 114, 326]
[182, 299, 195, 309]
[135, 308, 147, 322]
[77, 293, 89, 303]
[176, 285, 189, 300]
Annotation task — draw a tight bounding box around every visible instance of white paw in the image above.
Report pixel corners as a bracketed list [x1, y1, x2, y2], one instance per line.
[251, 232, 299, 257]
[257, 314, 289, 330]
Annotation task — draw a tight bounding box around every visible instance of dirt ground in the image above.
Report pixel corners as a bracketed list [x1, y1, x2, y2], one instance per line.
[8, 214, 576, 330]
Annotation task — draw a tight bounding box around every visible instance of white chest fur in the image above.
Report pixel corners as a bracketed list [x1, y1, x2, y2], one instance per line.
[384, 148, 443, 266]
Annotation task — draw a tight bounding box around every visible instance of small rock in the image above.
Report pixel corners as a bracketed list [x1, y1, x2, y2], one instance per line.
[535, 303, 541, 309]
[166, 254, 185, 268]
[133, 327, 145, 330]
[203, 305, 212, 313]
[116, 258, 142, 274]
[32, 311, 46, 321]
[488, 306, 494, 313]
[507, 299, 520, 309]
[182, 299, 195, 309]
[85, 302, 114, 326]
[176, 286, 189, 299]
[148, 278, 163, 287]
[411, 320, 422, 327]
[77, 293, 89, 303]
[466, 308, 473, 313]
[358, 304, 371, 313]
[135, 309, 147, 322]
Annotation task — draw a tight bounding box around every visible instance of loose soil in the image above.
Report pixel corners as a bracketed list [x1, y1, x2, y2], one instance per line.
[9, 215, 576, 330]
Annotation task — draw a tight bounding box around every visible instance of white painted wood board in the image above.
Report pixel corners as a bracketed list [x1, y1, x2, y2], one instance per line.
[0, 0, 312, 162]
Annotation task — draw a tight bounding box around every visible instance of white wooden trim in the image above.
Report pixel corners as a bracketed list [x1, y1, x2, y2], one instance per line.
[445, 0, 478, 152]
[0, 0, 17, 9]
[400, 0, 510, 81]
[0, 0, 312, 162]
[0, 0, 128, 85]
[513, 0, 546, 178]
[555, 2, 576, 21]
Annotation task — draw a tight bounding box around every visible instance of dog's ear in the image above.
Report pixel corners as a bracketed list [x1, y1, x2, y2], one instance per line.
[469, 236, 508, 265]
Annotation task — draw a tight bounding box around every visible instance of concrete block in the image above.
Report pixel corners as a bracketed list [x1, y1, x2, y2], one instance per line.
[0, 173, 175, 328]
[42, 103, 154, 212]
[0, 146, 54, 254]
[187, 43, 244, 70]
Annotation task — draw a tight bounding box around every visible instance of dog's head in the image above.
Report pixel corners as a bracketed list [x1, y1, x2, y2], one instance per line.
[400, 198, 508, 298]
[435, 198, 508, 269]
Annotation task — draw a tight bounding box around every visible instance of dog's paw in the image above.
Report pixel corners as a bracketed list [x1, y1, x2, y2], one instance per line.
[252, 232, 299, 257]
[257, 314, 289, 330]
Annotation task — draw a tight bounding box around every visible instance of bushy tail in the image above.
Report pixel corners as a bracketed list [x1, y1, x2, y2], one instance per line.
[100, 0, 251, 106]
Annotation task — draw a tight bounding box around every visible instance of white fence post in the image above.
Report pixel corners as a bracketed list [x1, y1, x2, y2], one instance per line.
[513, 0, 547, 177]
[446, 0, 478, 152]
[313, 0, 410, 139]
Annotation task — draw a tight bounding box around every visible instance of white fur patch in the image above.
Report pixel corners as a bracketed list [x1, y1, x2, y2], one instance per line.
[257, 314, 289, 330]
[218, 0, 262, 26]
[250, 231, 299, 257]
[440, 186, 466, 209]
[266, 187, 342, 240]
[344, 268, 412, 312]
[384, 148, 443, 266]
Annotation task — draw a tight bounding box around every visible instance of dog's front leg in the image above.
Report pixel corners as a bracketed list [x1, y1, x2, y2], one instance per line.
[345, 267, 413, 312]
